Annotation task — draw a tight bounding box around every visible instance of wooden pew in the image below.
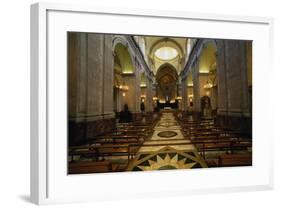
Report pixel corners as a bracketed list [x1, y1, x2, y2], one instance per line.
[68, 161, 115, 174]
[100, 129, 148, 140]
[117, 125, 154, 138]
[218, 153, 252, 167]
[194, 139, 252, 159]
[87, 134, 143, 144]
[69, 143, 139, 163]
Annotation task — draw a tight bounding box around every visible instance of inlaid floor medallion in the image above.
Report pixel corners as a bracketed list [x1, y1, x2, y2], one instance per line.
[157, 131, 178, 138]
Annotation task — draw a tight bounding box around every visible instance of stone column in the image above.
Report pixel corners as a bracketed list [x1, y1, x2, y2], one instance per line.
[181, 79, 187, 111]
[68, 32, 88, 119]
[216, 40, 228, 116]
[86, 34, 104, 120]
[224, 40, 250, 117]
[187, 85, 194, 111]
[135, 70, 141, 113]
[68, 32, 88, 144]
[122, 74, 137, 112]
[177, 81, 183, 110]
[210, 86, 218, 110]
[103, 35, 114, 119]
[146, 78, 153, 112]
[216, 40, 251, 131]
[152, 83, 157, 111]
[116, 88, 123, 112]
[193, 61, 201, 112]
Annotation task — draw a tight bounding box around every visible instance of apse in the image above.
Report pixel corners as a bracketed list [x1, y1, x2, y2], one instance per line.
[156, 64, 178, 102]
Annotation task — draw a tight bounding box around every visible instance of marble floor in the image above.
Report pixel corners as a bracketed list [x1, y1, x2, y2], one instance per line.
[127, 112, 207, 171]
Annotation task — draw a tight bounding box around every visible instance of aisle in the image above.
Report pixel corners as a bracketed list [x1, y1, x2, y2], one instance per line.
[127, 112, 207, 171]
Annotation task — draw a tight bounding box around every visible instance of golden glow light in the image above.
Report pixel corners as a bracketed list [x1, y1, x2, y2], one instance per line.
[155, 47, 178, 60]
[122, 71, 134, 75]
[140, 83, 147, 88]
[119, 85, 129, 91]
[203, 82, 213, 89]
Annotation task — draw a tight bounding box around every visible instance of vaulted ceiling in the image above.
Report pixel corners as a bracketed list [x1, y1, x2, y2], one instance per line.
[134, 36, 196, 76]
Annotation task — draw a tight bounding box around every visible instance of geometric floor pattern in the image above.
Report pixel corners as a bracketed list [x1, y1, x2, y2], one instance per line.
[127, 146, 207, 171]
[127, 112, 207, 171]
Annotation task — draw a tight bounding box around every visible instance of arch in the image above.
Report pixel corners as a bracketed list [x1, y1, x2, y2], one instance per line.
[198, 41, 217, 73]
[113, 42, 135, 74]
[112, 36, 135, 58]
[112, 39, 136, 113]
[156, 63, 178, 102]
[197, 41, 218, 113]
[147, 38, 187, 75]
[156, 63, 178, 81]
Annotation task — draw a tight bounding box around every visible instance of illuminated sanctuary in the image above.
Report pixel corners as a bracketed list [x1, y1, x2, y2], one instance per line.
[68, 33, 252, 174]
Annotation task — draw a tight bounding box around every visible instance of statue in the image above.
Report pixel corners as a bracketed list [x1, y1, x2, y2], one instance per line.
[201, 96, 212, 118]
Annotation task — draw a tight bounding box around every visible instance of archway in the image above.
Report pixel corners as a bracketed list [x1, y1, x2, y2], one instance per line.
[113, 43, 135, 114]
[156, 64, 178, 109]
[114, 43, 134, 74]
[198, 41, 218, 115]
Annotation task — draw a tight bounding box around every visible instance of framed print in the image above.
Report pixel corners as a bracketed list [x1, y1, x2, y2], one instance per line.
[30, 2, 274, 205]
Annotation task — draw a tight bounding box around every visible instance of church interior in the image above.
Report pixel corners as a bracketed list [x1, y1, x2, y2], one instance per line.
[67, 32, 252, 174]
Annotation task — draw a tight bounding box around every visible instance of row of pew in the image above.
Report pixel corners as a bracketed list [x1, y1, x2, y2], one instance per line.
[68, 113, 160, 174]
[175, 113, 252, 167]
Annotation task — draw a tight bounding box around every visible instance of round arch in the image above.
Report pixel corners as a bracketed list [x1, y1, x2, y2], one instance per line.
[198, 40, 218, 114]
[156, 63, 178, 81]
[113, 42, 135, 74]
[198, 41, 217, 74]
[156, 63, 179, 103]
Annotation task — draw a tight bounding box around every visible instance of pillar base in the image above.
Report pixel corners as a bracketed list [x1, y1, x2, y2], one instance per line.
[68, 117, 116, 145]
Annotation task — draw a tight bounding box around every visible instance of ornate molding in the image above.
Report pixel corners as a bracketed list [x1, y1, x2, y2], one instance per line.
[126, 36, 154, 82]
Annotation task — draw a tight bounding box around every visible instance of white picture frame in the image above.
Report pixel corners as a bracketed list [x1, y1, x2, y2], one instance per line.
[30, 2, 274, 205]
